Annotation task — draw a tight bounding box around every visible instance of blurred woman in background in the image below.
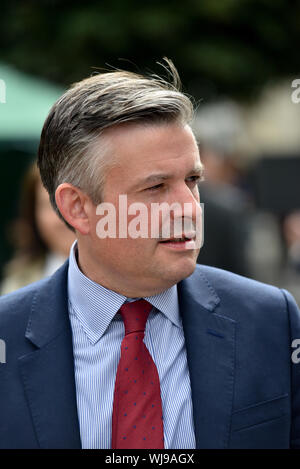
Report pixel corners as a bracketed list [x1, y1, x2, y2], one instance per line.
[1, 162, 76, 295]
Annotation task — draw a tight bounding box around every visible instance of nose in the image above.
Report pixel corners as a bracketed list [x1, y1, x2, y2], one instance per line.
[163, 183, 202, 246]
[169, 182, 201, 222]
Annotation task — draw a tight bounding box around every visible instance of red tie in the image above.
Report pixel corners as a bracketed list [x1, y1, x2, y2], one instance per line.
[111, 299, 164, 449]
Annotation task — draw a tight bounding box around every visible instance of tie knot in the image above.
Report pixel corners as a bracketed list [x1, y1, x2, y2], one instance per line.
[119, 299, 152, 335]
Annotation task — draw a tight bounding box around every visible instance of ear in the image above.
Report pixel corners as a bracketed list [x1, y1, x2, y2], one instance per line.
[55, 183, 91, 235]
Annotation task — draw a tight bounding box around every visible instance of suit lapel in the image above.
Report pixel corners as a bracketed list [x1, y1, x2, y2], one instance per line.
[18, 261, 81, 449]
[178, 267, 236, 449]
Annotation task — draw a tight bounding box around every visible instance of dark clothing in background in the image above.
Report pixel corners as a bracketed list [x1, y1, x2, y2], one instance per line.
[197, 183, 250, 277]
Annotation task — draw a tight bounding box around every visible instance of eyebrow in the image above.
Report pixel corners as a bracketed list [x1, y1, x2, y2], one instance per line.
[130, 164, 205, 191]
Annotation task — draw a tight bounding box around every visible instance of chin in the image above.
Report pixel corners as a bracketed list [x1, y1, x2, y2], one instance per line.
[166, 258, 197, 284]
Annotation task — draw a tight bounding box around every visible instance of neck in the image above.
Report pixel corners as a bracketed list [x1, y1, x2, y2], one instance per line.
[75, 243, 173, 298]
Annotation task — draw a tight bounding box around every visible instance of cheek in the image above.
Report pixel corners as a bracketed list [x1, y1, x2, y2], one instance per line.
[92, 232, 156, 266]
[94, 200, 155, 241]
[92, 197, 159, 258]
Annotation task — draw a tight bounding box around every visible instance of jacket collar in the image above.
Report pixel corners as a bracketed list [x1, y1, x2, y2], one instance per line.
[25, 260, 70, 349]
[20, 260, 82, 448]
[25, 261, 221, 349]
[178, 266, 236, 449]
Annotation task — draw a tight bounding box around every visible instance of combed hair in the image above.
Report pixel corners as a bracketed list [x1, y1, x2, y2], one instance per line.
[37, 58, 194, 228]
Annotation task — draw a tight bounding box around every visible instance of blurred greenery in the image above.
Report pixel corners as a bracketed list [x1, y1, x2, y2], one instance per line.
[0, 0, 299, 101]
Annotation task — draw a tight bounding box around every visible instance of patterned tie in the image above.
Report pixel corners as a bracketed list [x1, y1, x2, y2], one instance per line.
[111, 299, 164, 449]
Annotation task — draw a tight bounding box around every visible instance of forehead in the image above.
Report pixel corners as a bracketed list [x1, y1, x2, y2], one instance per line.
[104, 122, 201, 176]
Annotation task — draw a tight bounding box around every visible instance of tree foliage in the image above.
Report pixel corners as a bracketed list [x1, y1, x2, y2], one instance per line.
[0, 0, 299, 101]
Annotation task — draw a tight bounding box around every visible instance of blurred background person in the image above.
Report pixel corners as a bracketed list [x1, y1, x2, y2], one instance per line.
[1, 162, 76, 295]
[279, 210, 300, 305]
[193, 102, 252, 277]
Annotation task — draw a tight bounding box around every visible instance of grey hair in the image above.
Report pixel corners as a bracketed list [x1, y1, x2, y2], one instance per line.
[37, 58, 194, 229]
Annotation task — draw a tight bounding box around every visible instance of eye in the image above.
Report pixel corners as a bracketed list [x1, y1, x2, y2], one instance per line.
[186, 175, 204, 184]
[145, 183, 164, 192]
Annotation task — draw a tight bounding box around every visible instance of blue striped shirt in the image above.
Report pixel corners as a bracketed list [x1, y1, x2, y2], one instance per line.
[67, 241, 196, 449]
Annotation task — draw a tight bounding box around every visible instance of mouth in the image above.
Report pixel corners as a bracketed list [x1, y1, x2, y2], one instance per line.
[158, 234, 197, 250]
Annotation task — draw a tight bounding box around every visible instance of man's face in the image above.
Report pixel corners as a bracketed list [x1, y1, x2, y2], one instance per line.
[81, 122, 203, 296]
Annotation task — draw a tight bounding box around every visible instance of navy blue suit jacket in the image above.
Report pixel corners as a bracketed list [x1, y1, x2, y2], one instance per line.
[0, 261, 300, 449]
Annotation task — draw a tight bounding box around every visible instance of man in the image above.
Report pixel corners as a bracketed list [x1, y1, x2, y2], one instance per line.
[0, 61, 300, 449]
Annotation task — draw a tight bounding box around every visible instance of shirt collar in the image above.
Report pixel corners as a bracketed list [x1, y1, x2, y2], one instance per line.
[67, 241, 181, 345]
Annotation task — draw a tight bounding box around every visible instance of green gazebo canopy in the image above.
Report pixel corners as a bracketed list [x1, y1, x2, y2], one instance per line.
[0, 63, 64, 141]
[0, 64, 64, 276]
